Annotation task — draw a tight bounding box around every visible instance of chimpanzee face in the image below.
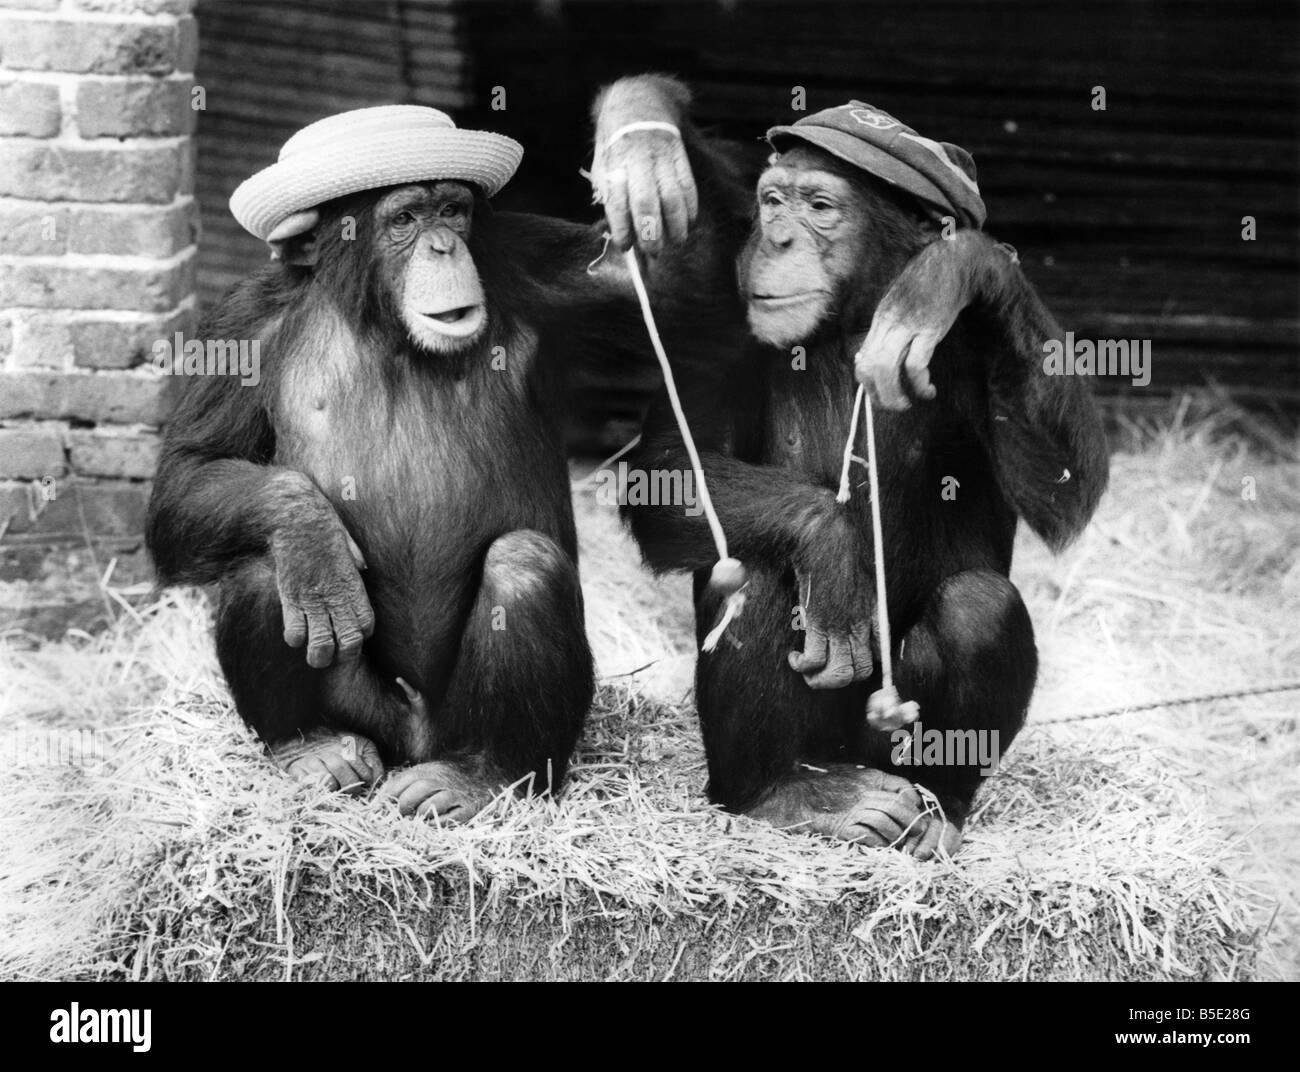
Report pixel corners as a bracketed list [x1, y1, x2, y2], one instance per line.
[737, 146, 876, 348]
[375, 181, 488, 354]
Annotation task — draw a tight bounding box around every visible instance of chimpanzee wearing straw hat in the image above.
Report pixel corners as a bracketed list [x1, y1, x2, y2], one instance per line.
[146, 90, 715, 820]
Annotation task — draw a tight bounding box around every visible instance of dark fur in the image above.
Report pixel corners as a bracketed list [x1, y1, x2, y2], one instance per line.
[145, 187, 665, 793]
[623, 109, 1109, 824]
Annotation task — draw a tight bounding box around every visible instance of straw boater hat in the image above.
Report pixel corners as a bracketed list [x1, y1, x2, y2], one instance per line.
[229, 105, 524, 242]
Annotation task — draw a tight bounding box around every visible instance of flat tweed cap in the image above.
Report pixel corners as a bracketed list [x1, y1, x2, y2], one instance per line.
[230, 105, 524, 241]
[767, 101, 986, 229]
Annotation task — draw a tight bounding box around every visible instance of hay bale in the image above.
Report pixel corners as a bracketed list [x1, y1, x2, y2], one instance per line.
[1, 402, 1290, 981]
[0, 614, 1264, 981]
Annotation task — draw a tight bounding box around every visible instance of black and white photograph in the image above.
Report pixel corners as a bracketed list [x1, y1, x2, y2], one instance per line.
[1, 0, 1296, 1017]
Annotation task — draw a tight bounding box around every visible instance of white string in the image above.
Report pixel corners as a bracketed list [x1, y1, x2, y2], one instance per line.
[604, 120, 682, 149]
[624, 249, 728, 559]
[623, 248, 743, 651]
[840, 384, 894, 690]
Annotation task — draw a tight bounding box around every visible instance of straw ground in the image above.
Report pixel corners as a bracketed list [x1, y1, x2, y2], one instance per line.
[1, 396, 1293, 980]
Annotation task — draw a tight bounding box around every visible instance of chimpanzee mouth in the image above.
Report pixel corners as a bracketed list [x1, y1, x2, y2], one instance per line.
[416, 304, 486, 337]
[751, 291, 825, 307]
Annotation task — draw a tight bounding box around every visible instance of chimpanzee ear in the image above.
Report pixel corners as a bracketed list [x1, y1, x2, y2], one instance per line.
[266, 209, 322, 266]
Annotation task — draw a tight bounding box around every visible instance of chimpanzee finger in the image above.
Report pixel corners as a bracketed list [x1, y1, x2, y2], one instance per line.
[339, 736, 384, 785]
[281, 602, 309, 649]
[802, 634, 856, 689]
[672, 144, 699, 224]
[902, 330, 941, 403]
[344, 532, 367, 571]
[303, 607, 336, 668]
[626, 160, 665, 257]
[288, 754, 338, 790]
[856, 322, 912, 411]
[874, 334, 915, 411]
[848, 619, 874, 681]
[395, 780, 441, 817]
[656, 159, 690, 245]
[317, 751, 366, 795]
[353, 586, 376, 638]
[830, 791, 911, 844]
[905, 817, 939, 859]
[327, 604, 365, 663]
[788, 621, 829, 674]
[602, 167, 633, 251]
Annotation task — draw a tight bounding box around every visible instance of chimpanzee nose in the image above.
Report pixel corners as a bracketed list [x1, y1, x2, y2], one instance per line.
[428, 227, 457, 255]
[766, 222, 795, 250]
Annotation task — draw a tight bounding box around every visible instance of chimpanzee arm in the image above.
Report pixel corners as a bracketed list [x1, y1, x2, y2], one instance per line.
[147, 370, 314, 584]
[146, 292, 374, 667]
[625, 372, 870, 633]
[961, 235, 1108, 549]
[855, 231, 1109, 550]
[492, 73, 756, 375]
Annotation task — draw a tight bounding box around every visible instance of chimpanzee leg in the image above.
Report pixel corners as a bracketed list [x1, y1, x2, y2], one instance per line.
[874, 569, 1037, 821]
[215, 559, 408, 793]
[381, 530, 594, 821]
[698, 566, 966, 859]
[695, 566, 834, 810]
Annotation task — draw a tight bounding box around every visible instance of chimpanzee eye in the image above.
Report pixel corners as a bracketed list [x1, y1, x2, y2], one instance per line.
[761, 191, 781, 208]
[811, 200, 835, 213]
[440, 203, 464, 219]
[392, 210, 417, 228]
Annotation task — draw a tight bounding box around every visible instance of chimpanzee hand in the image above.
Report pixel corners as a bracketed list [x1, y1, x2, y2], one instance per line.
[788, 513, 876, 689]
[789, 593, 875, 690]
[592, 76, 698, 256]
[854, 232, 980, 410]
[270, 521, 375, 668]
[597, 127, 698, 256]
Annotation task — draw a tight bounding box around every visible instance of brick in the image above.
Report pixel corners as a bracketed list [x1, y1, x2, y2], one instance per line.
[65, 372, 169, 423]
[73, 0, 195, 15]
[72, 304, 194, 369]
[0, 1, 60, 10]
[0, 317, 11, 359]
[0, 372, 51, 415]
[0, 141, 184, 203]
[177, 14, 197, 72]
[0, 203, 68, 256]
[0, 18, 178, 76]
[0, 425, 66, 479]
[8, 312, 72, 368]
[67, 199, 196, 257]
[0, 253, 195, 312]
[0, 371, 169, 424]
[1, 478, 149, 537]
[0, 78, 60, 137]
[67, 429, 159, 478]
[75, 78, 193, 137]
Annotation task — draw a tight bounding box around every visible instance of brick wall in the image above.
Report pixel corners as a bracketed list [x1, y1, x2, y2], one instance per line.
[0, 0, 197, 578]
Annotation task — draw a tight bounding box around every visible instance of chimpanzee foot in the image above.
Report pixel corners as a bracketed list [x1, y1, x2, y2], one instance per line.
[817, 786, 962, 860]
[380, 760, 500, 822]
[269, 728, 384, 795]
[750, 767, 962, 860]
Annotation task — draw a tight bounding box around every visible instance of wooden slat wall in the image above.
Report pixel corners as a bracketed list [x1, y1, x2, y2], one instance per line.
[455, 0, 1300, 417]
[193, 0, 466, 306]
[193, 1, 1300, 441]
